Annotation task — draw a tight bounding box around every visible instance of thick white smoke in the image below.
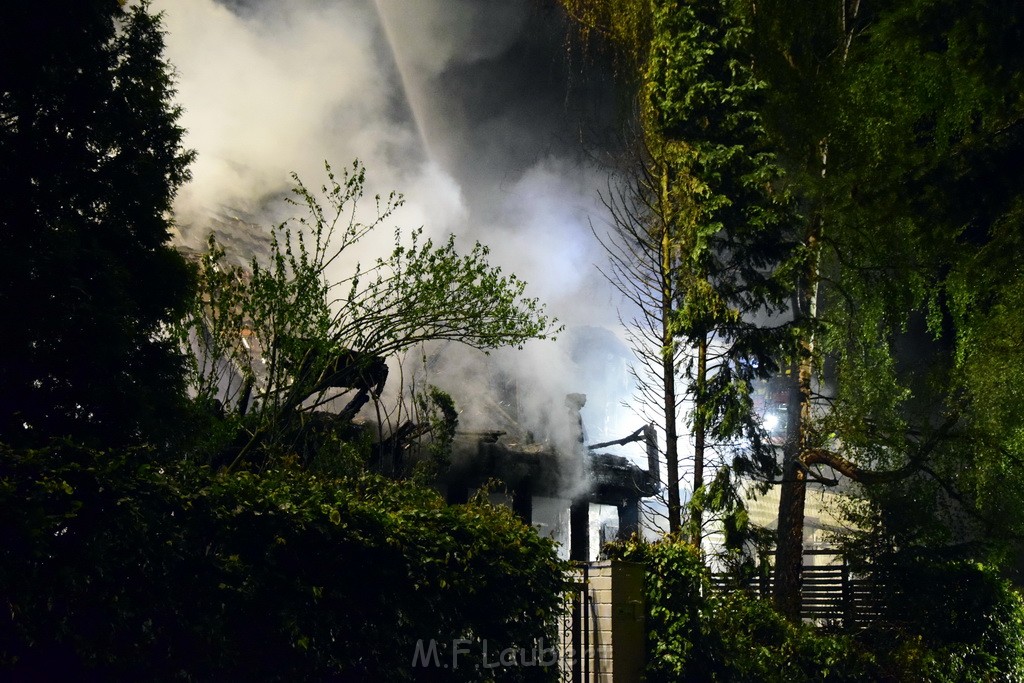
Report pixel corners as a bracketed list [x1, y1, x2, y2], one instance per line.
[156, 0, 645, 477]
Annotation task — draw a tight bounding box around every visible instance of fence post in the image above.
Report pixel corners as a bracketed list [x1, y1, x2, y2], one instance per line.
[841, 558, 854, 630]
[759, 549, 771, 599]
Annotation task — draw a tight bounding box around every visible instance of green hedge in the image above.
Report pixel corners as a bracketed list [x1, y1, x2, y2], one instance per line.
[606, 536, 878, 682]
[606, 536, 1024, 682]
[864, 558, 1024, 682]
[1, 443, 566, 680]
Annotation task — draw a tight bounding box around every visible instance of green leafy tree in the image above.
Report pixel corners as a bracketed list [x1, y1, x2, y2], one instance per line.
[740, 0, 866, 621]
[744, 0, 968, 619]
[567, 0, 1024, 623]
[743, 0, 1024, 618]
[643, 0, 791, 544]
[179, 161, 559, 468]
[0, 0, 194, 447]
[821, 0, 1024, 571]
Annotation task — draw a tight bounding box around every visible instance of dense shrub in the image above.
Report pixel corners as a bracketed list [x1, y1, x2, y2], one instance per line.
[607, 536, 1024, 681]
[0, 443, 566, 680]
[864, 557, 1024, 682]
[605, 536, 879, 682]
[708, 592, 879, 682]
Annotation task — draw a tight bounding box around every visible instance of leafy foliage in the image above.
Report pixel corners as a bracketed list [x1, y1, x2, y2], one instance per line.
[791, 0, 1024, 571]
[642, 0, 794, 468]
[178, 160, 558, 466]
[604, 536, 708, 676]
[2, 4, 567, 681]
[604, 536, 880, 682]
[720, 0, 1024, 617]
[607, 535, 1024, 681]
[875, 558, 1024, 682]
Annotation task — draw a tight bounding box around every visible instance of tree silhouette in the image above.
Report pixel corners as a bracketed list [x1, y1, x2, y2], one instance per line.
[0, 1, 194, 447]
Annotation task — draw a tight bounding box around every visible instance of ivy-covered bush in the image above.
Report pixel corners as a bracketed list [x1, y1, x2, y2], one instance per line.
[603, 537, 711, 679]
[0, 443, 566, 680]
[707, 592, 878, 682]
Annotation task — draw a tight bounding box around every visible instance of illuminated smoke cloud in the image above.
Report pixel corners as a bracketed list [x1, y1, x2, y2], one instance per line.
[156, 0, 644, 475]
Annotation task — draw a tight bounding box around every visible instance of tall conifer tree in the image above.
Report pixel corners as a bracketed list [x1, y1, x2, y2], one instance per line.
[0, 1, 194, 446]
[561, 0, 792, 536]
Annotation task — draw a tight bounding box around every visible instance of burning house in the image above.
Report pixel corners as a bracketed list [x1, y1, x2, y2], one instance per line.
[176, 216, 662, 561]
[417, 329, 662, 561]
[441, 399, 660, 562]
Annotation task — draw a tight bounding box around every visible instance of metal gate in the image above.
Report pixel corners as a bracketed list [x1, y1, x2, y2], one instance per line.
[558, 563, 591, 683]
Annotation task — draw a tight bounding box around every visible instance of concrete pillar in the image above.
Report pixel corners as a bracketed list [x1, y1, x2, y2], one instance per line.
[618, 499, 640, 539]
[570, 499, 590, 562]
[513, 478, 533, 525]
[445, 482, 468, 505]
[644, 423, 659, 482]
[584, 561, 645, 683]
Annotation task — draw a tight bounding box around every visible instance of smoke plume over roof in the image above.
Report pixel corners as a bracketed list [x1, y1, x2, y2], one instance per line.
[156, 0, 642, 459]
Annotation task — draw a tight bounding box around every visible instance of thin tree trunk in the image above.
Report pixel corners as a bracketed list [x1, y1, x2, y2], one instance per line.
[691, 334, 707, 545]
[661, 163, 682, 534]
[664, 349, 681, 534]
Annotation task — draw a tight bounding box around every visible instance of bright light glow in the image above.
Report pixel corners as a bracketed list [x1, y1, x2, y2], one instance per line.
[763, 412, 780, 433]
